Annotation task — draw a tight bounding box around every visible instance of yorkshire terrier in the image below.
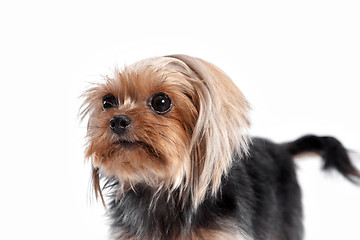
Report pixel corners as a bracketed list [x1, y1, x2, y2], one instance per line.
[81, 55, 360, 240]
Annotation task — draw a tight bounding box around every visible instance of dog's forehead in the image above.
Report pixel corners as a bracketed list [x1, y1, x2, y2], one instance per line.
[112, 57, 192, 101]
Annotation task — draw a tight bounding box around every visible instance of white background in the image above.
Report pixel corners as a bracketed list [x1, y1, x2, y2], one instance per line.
[1, 1, 359, 239]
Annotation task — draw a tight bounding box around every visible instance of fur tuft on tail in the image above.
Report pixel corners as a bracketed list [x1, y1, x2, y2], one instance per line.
[284, 135, 360, 183]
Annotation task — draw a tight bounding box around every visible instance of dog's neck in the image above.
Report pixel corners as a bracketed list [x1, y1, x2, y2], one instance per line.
[108, 183, 195, 240]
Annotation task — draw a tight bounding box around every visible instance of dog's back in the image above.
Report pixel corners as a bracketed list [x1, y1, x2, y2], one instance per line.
[219, 135, 359, 240]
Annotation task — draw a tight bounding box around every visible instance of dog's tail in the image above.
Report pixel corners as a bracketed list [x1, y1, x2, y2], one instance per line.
[284, 135, 360, 183]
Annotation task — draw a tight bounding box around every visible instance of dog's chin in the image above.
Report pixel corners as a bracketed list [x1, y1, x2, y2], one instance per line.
[116, 140, 146, 149]
[92, 140, 170, 183]
[114, 139, 164, 162]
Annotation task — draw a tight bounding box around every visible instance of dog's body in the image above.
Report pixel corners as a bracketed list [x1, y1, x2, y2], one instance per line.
[106, 137, 301, 240]
[105, 135, 356, 240]
[81, 55, 359, 240]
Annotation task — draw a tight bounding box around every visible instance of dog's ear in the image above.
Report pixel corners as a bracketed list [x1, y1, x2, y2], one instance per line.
[167, 55, 251, 207]
[92, 167, 106, 206]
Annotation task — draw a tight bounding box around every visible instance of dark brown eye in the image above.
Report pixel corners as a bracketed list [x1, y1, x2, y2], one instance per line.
[102, 94, 117, 110]
[150, 93, 172, 114]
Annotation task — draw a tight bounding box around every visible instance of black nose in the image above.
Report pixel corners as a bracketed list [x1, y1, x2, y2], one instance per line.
[110, 115, 132, 135]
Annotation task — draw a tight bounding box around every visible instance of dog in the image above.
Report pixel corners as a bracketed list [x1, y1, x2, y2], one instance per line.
[81, 54, 360, 240]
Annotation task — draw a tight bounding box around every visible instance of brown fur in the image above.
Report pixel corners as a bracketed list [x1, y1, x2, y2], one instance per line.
[81, 55, 250, 209]
[190, 229, 248, 240]
[114, 227, 249, 240]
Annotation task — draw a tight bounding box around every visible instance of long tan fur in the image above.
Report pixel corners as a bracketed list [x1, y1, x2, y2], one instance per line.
[81, 55, 250, 209]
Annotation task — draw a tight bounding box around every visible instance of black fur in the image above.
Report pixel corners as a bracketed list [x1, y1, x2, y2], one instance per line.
[105, 135, 359, 240]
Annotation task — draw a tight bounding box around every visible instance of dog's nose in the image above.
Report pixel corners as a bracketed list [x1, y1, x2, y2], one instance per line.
[110, 115, 132, 135]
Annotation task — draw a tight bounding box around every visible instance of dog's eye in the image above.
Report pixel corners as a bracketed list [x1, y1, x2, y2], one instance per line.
[150, 93, 172, 114]
[102, 94, 118, 110]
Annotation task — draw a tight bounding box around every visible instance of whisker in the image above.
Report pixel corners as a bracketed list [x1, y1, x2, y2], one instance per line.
[78, 125, 108, 129]
[158, 133, 177, 146]
[86, 126, 108, 129]
[151, 123, 169, 127]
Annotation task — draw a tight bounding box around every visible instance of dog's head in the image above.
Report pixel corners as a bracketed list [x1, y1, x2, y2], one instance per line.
[81, 55, 250, 207]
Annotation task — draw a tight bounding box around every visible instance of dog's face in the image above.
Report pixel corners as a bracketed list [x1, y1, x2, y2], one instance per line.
[83, 58, 198, 186]
[81, 55, 250, 207]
